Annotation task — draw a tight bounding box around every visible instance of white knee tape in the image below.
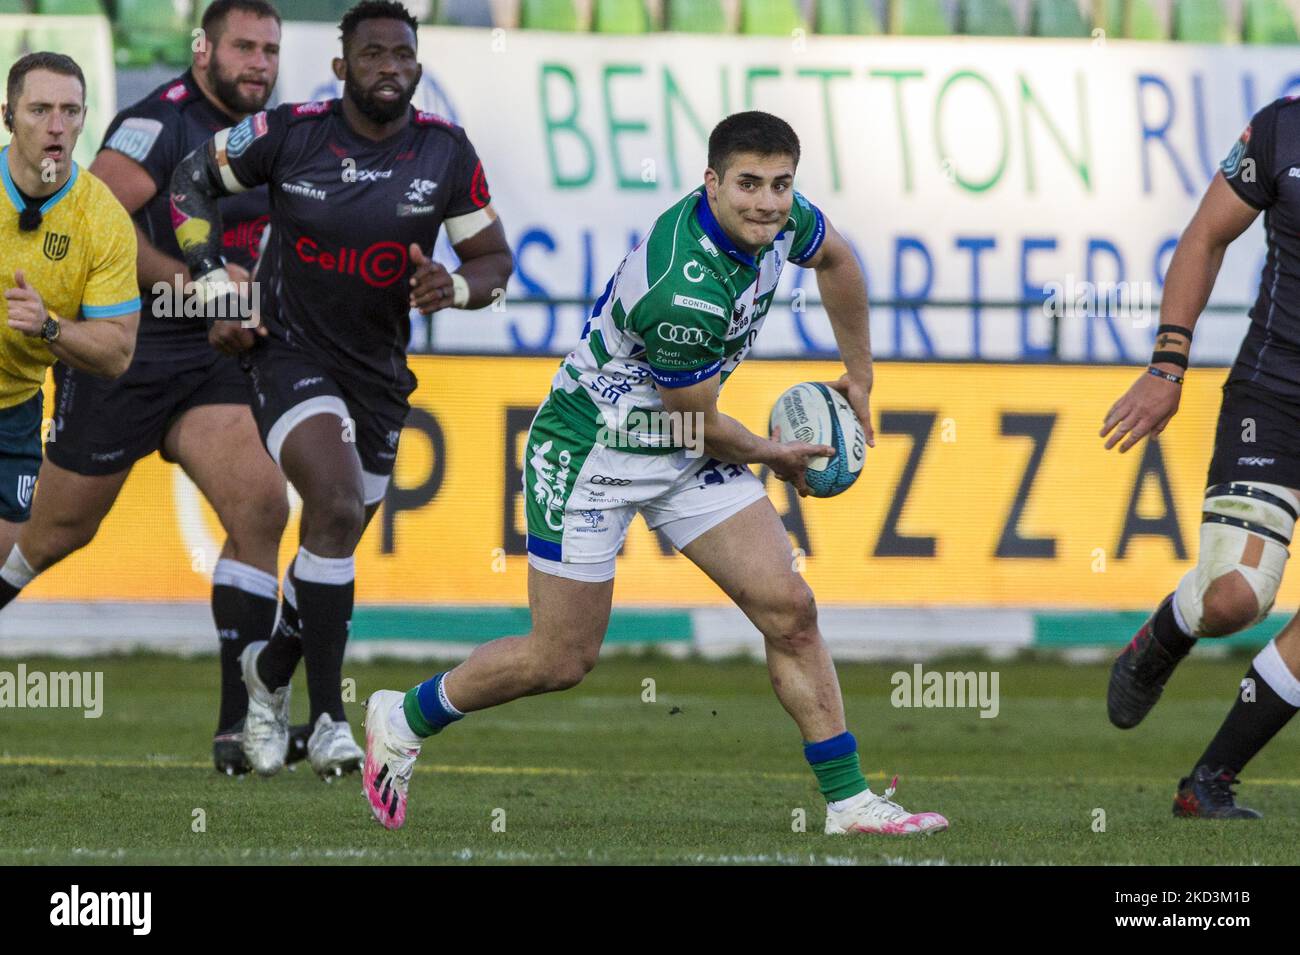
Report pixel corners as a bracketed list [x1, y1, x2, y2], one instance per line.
[1174, 482, 1297, 636]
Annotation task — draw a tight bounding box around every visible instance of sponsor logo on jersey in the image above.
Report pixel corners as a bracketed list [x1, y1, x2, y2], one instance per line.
[469, 160, 490, 208]
[283, 180, 327, 201]
[226, 112, 268, 159]
[682, 260, 706, 283]
[414, 110, 453, 127]
[699, 234, 719, 256]
[1237, 456, 1276, 467]
[294, 236, 408, 288]
[672, 294, 724, 319]
[405, 178, 437, 203]
[1221, 124, 1251, 178]
[577, 509, 606, 531]
[530, 439, 571, 533]
[222, 215, 270, 258]
[162, 81, 190, 103]
[352, 169, 393, 182]
[90, 449, 127, 463]
[15, 474, 35, 509]
[589, 474, 631, 486]
[1289, 167, 1300, 178]
[292, 100, 331, 116]
[726, 304, 750, 339]
[42, 232, 70, 261]
[105, 117, 164, 164]
[657, 322, 709, 345]
[293, 376, 324, 391]
[397, 177, 438, 215]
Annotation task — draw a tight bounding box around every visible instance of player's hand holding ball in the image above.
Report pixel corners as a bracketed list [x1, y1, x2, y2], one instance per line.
[769, 381, 869, 498]
[821, 372, 875, 448]
[768, 439, 839, 498]
[408, 243, 454, 315]
[5, 270, 49, 337]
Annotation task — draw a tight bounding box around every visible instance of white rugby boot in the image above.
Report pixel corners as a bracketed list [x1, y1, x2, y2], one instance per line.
[307, 713, 364, 779]
[239, 641, 290, 776]
[362, 690, 421, 830]
[824, 776, 949, 835]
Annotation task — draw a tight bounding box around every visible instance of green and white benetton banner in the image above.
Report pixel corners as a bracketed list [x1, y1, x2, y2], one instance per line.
[277, 26, 1292, 361]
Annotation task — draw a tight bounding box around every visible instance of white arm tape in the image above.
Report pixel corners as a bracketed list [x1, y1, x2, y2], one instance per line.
[212, 128, 249, 195]
[450, 272, 470, 307]
[444, 204, 496, 244]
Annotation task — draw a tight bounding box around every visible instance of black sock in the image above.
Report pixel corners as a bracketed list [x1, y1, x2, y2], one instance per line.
[0, 544, 37, 612]
[0, 578, 20, 612]
[257, 586, 304, 690]
[1195, 661, 1299, 777]
[211, 571, 279, 733]
[1151, 592, 1196, 657]
[295, 565, 354, 725]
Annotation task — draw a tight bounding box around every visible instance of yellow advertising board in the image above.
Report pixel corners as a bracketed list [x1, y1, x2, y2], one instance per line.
[27, 358, 1243, 610]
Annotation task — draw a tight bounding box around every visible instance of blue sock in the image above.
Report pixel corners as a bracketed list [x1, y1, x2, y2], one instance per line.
[403, 672, 465, 737]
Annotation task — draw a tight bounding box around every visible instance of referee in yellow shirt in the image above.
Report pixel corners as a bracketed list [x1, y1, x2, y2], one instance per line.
[0, 52, 139, 553]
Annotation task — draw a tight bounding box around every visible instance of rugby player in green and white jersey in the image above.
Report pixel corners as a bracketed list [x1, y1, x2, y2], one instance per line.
[362, 111, 949, 836]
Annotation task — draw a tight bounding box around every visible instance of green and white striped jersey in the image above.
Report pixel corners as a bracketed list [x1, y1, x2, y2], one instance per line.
[544, 186, 827, 452]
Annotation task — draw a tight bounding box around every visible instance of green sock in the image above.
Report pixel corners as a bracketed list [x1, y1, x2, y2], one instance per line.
[811, 752, 868, 803]
[402, 687, 440, 738]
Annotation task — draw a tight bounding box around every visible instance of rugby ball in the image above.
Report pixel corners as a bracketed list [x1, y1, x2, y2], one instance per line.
[768, 382, 866, 498]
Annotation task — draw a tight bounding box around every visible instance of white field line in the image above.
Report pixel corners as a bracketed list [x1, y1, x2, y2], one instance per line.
[3, 754, 1300, 788]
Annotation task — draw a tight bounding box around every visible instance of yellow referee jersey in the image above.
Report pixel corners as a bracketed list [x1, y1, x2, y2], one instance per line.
[0, 146, 139, 410]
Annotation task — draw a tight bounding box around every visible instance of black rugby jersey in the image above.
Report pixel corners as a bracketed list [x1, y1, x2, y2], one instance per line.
[1221, 96, 1300, 400]
[220, 99, 491, 394]
[101, 70, 269, 358]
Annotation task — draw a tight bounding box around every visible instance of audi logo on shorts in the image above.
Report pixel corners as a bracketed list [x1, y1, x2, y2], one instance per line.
[657, 323, 708, 345]
[590, 475, 632, 486]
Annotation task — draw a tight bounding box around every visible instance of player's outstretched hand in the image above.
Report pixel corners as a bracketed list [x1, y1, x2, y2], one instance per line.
[1100, 369, 1182, 453]
[770, 441, 837, 497]
[207, 264, 266, 355]
[822, 372, 876, 448]
[5, 270, 49, 338]
[408, 243, 453, 315]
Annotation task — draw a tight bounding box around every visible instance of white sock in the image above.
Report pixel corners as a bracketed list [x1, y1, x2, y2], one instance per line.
[212, 558, 278, 599]
[1171, 593, 1192, 636]
[1254, 640, 1300, 707]
[1, 545, 36, 589]
[388, 700, 422, 747]
[828, 788, 872, 813]
[294, 546, 355, 585]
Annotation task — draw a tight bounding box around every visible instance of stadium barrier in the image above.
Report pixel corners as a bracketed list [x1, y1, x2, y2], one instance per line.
[1, 357, 1287, 657]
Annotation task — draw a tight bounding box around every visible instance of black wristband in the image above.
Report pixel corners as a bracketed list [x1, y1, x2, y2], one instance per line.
[1156, 323, 1193, 340]
[1147, 366, 1184, 385]
[1150, 349, 1189, 370]
[190, 256, 225, 281]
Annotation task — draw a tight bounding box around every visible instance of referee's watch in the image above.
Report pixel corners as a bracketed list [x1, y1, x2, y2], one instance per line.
[40, 315, 60, 344]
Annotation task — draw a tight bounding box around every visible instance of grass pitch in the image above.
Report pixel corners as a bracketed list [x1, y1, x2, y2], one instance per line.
[2, 650, 1297, 865]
